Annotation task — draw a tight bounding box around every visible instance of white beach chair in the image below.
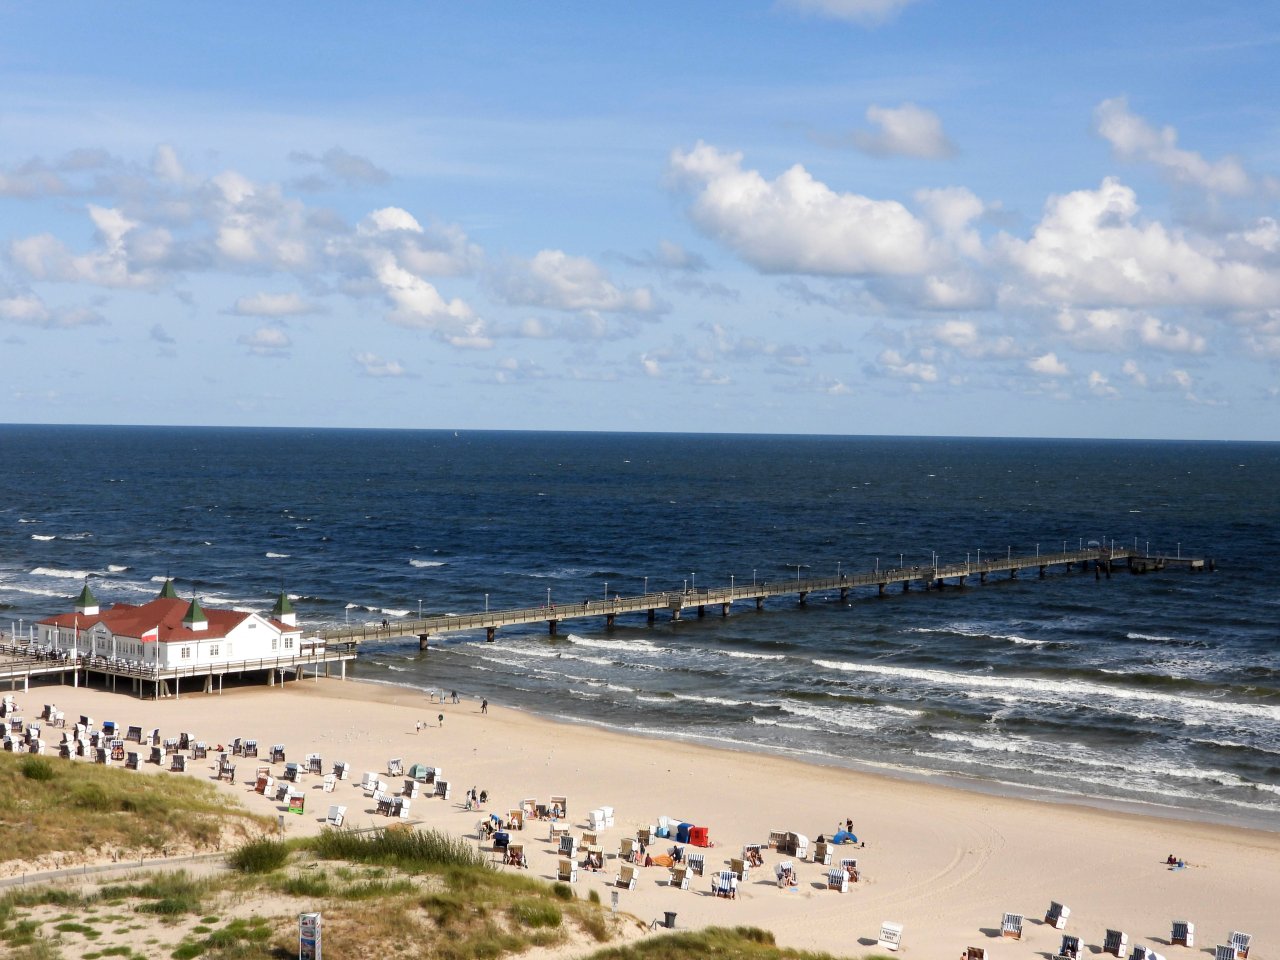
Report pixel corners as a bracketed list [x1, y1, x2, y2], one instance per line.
[686, 853, 705, 876]
[1046, 901, 1070, 929]
[1216, 947, 1238, 960]
[812, 841, 832, 865]
[396, 797, 411, 819]
[1001, 913, 1024, 940]
[1057, 934, 1083, 960]
[588, 808, 606, 831]
[558, 834, 577, 858]
[826, 868, 848, 892]
[619, 837, 638, 863]
[323, 774, 336, 793]
[966, 948, 987, 960]
[877, 921, 904, 952]
[775, 860, 798, 889]
[434, 779, 451, 800]
[333, 760, 350, 780]
[730, 857, 750, 882]
[670, 864, 690, 890]
[600, 804, 615, 827]
[361, 771, 379, 792]
[550, 794, 568, 819]
[711, 870, 736, 898]
[307, 753, 323, 775]
[388, 757, 403, 777]
[839, 857, 859, 882]
[403, 779, 420, 799]
[270, 744, 286, 763]
[558, 858, 578, 883]
[1171, 921, 1194, 947]
[326, 804, 346, 827]
[1230, 933, 1252, 959]
[1104, 929, 1129, 957]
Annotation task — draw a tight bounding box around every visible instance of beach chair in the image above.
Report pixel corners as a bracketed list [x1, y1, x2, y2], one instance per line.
[600, 805, 615, 827]
[966, 949, 987, 960]
[244, 739, 259, 758]
[588, 808, 606, 831]
[388, 757, 403, 777]
[1057, 934, 1083, 960]
[839, 857, 859, 882]
[192, 742, 207, 759]
[1046, 901, 1070, 929]
[375, 793, 393, 816]
[288, 791, 306, 815]
[826, 868, 849, 892]
[582, 831, 598, 847]
[711, 870, 736, 898]
[743, 843, 765, 867]
[1103, 929, 1129, 957]
[1230, 933, 1252, 959]
[670, 864, 690, 890]
[550, 794, 568, 819]
[520, 797, 538, 818]
[171, 754, 186, 773]
[619, 837, 638, 863]
[111, 740, 125, 761]
[270, 744, 286, 763]
[1216, 948, 1238, 960]
[283, 762, 300, 782]
[220, 762, 236, 782]
[583, 845, 604, 872]
[812, 841, 832, 865]
[686, 853, 705, 876]
[493, 830, 510, 853]
[1001, 913, 1024, 940]
[307, 754, 323, 775]
[506, 843, 527, 868]
[275, 783, 292, 802]
[163, 737, 179, 752]
[403, 778, 420, 799]
[775, 860, 798, 889]
[730, 857, 750, 882]
[637, 826, 653, 845]
[558, 858, 578, 883]
[147, 728, 160, 746]
[616, 863, 639, 890]
[321, 773, 336, 793]
[256, 772, 273, 795]
[326, 804, 346, 827]
[558, 834, 577, 858]
[877, 921, 904, 952]
[361, 771, 379, 792]
[434, 779, 451, 800]
[95, 747, 109, 765]
[395, 797, 411, 819]
[150, 746, 166, 766]
[177, 732, 190, 750]
[1132, 946, 1166, 960]
[1170, 921, 1194, 947]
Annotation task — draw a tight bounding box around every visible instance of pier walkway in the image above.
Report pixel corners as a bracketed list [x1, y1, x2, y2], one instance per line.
[318, 546, 1211, 650]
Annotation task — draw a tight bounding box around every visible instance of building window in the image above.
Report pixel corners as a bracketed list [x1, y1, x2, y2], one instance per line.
[209, 645, 219, 657]
[284, 637, 294, 650]
[271, 638, 279, 652]
[180, 647, 191, 660]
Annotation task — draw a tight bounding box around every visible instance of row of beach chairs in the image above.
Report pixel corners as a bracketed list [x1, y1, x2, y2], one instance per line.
[998, 907, 1251, 960]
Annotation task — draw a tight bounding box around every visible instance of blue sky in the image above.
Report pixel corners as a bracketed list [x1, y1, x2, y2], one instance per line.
[2, 1, 1278, 439]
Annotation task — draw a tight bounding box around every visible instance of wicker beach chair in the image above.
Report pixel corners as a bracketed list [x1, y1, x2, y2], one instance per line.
[826, 868, 848, 892]
[1103, 929, 1129, 957]
[558, 858, 578, 882]
[1045, 901, 1070, 929]
[1001, 913, 1024, 940]
[1171, 921, 1194, 947]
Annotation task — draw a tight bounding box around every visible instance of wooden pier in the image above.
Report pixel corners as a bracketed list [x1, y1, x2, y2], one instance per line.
[317, 546, 1212, 651]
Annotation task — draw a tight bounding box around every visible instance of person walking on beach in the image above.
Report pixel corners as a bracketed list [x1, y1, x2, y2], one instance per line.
[481, 698, 488, 714]
[438, 713, 444, 727]
[415, 720, 422, 734]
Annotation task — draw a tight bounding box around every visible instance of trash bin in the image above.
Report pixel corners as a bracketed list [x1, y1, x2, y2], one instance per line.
[663, 912, 677, 930]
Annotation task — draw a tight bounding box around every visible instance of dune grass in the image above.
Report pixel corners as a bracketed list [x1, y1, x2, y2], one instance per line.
[580, 926, 890, 960]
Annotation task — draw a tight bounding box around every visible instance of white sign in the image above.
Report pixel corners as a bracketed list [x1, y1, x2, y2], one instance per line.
[610, 890, 619, 913]
[300, 912, 322, 960]
[878, 921, 903, 952]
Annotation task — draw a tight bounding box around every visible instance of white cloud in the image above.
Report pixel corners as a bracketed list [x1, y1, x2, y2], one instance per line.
[1002, 177, 1280, 309]
[494, 250, 658, 313]
[290, 147, 390, 187]
[1094, 97, 1251, 195]
[11, 204, 161, 287]
[669, 141, 936, 276]
[353, 351, 408, 377]
[1087, 370, 1119, 398]
[853, 103, 956, 159]
[238, 326, 292, 356]
[1122, 359, 1148, 387]
[877, 348, 938, 382]
[639, 354, 663, 378]
[368, 250, 478, 327]
[1028, 352, 1069, 376]
[778, 0, 920, 25]
[231, 292, 321, 317]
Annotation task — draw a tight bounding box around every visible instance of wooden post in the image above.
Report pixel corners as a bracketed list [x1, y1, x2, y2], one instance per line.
[419, 634, 431, 651]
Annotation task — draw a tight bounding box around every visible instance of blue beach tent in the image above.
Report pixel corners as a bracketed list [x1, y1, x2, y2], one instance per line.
[676, 823, 693, 844]
[832, 830, 858, 844]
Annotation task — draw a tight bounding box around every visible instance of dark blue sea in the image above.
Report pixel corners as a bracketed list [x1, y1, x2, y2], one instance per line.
[2, 426, 1278, 828]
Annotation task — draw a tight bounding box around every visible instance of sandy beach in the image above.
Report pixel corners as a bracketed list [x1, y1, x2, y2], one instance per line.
[10, 676, 1279, 959]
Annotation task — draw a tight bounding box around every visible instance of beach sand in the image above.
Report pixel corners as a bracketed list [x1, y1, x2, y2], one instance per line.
[13, 676, 1279, 958]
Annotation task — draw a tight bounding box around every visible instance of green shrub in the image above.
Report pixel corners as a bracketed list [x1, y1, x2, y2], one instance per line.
[510, 901, 561, 929]
[551, 882, 573, 901]
[19, 757, 55, 781]
[228, 838, 289, 874]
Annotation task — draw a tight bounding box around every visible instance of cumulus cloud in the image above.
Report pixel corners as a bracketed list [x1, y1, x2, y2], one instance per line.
[1088, 370, 1119, 398]
[1001, 177, 1280, 309]
[1094, 97, 1251, 195]
[11, 204, 164, 287]
[0, 292, 104, 329]
[230, 292, 321, 317]
[238, 325, 293, 356]
[853, 103, 956, 159]
[353, 351, 409, 377]
[1053, 307, 1207, 355]
[669, 141, 936, 275]
[777, 0, 920, 25]
[876, 348, 938, 382]
[493, 250, 659, 313]
[1028, 352, 1069, 376]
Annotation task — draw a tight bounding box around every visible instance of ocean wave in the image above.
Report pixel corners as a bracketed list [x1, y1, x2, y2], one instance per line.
[721, 650, 786, 660]
[265, 552, 290, 559]
[811, 658, 1280, 725]
[30, 534, 55, 542]
[106, 564, 129, 573]
[672, 693, 751, 707]
[779, 699, 887, 732]
[30, 566, 94, 580]
[409, 559, 445, 568]
[565, 633, 667, 654]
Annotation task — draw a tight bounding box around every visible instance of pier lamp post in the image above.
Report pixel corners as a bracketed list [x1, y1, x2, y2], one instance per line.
[837, 561, 842, 579]
[604, 581, 609, 600]
[730, 574, 735, 591]
[691, 572, 696, 592]
[644, 576, 648, 595]
[752, 568, 756, 586]
[546, 587, 551, 608]
[899, 553, 903, 569]
[484, 594, 489, 613]
[795, 564, 802, 582]
[1145, 541, 1149, 557]
[418, 599, 422, 620]
[1063, 540, 1067, 553]
[1007, 545, 1011, 560]
[977, 549, 981, 567]
[1036, 543, 1039, 557]
[875, 557, 879, 574]
[1177, 542, 1181, 559]
[683, 579, 688, 594]
[1079, 538, 1083, 550]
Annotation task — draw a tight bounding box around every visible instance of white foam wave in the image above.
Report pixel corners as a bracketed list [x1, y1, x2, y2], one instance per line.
[265, 552, 290, 559]
[18, 518, 41, 523]
[30, 534, 55, 542]
[1127, 632, 1179, 642]
[672, 693, 749, 707]
[779, 699, 885, 732]
[410, 559, 445, 568]
[722, 650, 786, 660]
[811, 658, 1280, 725]
[565, 633, 667, 654]
[106, 564, 129, 573]
[30, 566, 93, 580]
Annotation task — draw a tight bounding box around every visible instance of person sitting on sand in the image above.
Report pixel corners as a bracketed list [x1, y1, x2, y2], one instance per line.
[746, 847, 764, 867]
[479, 789, 488, 805]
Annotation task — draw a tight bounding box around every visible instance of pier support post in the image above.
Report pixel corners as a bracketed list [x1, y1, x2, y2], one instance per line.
[755, 597, 764, 611]
[1039, 565, 1046, 578]
[839, 587, 848, 602]
[606, 614, 615, 628]
[647, 608, 656, 623]
[980, 572, 986, 584]
[798, 591, 808, 606]
[878, 583, 885, 596]
[671, 608, 681, 622]
[697, 605, 705, 618]
[419, 633, 431, 651]
[486, 627, 496, 642]
[548, 619, 559, 636]
[902, 580, 910, 592]
[1010, 569, 1017, 579]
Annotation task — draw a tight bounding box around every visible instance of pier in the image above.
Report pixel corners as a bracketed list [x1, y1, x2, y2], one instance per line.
[317, 546, 1213, 651]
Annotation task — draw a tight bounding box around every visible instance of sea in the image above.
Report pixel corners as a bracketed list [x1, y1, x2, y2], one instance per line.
[2, 425, 1278, 830]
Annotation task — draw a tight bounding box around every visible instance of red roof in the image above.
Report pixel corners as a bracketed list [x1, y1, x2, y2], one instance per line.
[39, 597, 298, 643]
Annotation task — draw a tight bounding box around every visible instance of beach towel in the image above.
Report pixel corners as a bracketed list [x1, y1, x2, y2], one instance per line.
[650, 854, 674, 868]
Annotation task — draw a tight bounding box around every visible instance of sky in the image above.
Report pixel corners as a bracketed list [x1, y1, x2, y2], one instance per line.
[2, 1, 1279, 440]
